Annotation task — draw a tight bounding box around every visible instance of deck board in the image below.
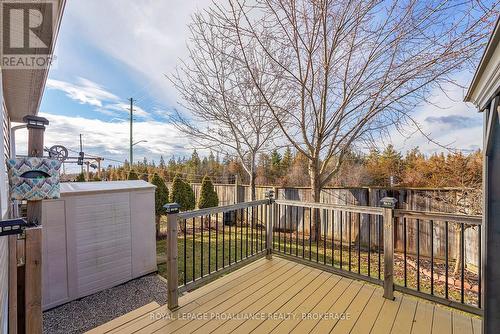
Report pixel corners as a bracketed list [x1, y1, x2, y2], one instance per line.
[349, 288, 386, 334]
[270, 276, 351, 333]
[230, 271, 333, 333]
[390, 295, 418, 334]
[330, 284, 376, 333]
[410, 301, 434, 334]
[307, 280, 364, 333]
[86, 257, 480, 334]
[432, 305, 452, 334]
[453, 312, 474, 334]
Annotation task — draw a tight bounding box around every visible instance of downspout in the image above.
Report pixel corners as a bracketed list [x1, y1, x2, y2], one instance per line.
[10, 124, 26, 218]
[10, 124, 26, 159]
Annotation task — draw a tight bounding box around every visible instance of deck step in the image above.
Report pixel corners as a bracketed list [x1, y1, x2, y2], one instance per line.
[86, 301, 160, 334]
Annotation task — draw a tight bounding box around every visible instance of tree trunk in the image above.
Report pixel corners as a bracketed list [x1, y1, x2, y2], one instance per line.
[250, 168, 256, 201]
[309, 161, 321, 242]
[156, 215, 161, 239]
[250, 154, 257, 201]
[453, 224, 463, 276]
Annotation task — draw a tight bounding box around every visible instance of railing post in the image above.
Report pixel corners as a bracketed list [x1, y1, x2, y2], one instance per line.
[164, 203, 181, 310]
[380, 197, 397, 300]
[265, 190, 275, 259]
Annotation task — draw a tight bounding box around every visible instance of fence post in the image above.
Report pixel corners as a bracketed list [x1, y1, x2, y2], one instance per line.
[23, 115, 49, 334]
[380, 197, 397, 300]
[234, 174, 240, 204]
[164, 203, 181, 310]
[265, 190, 275, 260]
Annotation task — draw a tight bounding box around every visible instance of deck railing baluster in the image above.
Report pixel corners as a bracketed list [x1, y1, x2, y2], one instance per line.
[430, 219, 434, 295]
[309, 208, 312, 261]
[229, 212, 232, 265]
[246, 207, 249, 258]
[193, 217, 195, 281]
[340, 212, 343, 270]
[279, 204, 281, 253]
[478, 225, 482, 308]
[296, 206, 299, 257]
[316, 208, 319, 263]
[404, 218, 407, 287]
[445, 220, 449, 300]
[358, 212, 361, 275]
[348, 212, 352, 271]
[461, 223, 465, 304]
[368, 213, 370, 277]
[239, 208, 243, 261]
[201, 216, 204, 278]
[331, 210, 334, 267]
[378, 215, 381, 280]
[222, 212, 225, 269]
[417, 219, 420, 292]
[290, 206, 293, 255]
[184, 219, 187, 285]
[324, 209, 327, 265]
[208, 215, 211, 274]
[302, 207, 305, 259]
[215, 213, 218, 271]
[284, 205, 287, 254]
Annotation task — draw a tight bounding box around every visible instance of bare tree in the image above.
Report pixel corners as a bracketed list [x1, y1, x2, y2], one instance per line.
[169, 10, 286, 200]
[202, 0, 496, 239]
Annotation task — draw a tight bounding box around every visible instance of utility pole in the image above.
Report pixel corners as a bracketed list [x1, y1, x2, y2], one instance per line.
[130, 97, 133, 168]
[79, 134, 84, 174]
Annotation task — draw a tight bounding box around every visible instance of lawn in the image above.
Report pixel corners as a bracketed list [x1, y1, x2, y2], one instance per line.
[157, 226, 266, 285]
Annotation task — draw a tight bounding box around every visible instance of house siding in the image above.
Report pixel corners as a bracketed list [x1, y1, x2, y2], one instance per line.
[0, 71, 9, 333]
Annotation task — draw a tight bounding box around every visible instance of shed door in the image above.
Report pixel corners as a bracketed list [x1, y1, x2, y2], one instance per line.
[73, 192, 132, 297]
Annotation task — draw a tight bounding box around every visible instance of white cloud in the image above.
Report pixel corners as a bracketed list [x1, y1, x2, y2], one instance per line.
[64, 0, 214, 104]
[13, 113, 192, 172]
[388, 77, 482, 154]
[46, 77, 119, 107]
[105, 103, 151, 119]
[47, 77, 153, 120]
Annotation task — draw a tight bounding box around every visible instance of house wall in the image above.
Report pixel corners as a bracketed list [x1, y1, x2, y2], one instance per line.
[484, 96, 500, 331]
[0, 72, 10, 334]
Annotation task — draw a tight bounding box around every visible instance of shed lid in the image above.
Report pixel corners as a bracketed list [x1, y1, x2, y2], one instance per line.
[60, 180, 155, 195]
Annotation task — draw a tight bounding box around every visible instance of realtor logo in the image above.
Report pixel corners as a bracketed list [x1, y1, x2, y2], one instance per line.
[1, 0, 56, 68]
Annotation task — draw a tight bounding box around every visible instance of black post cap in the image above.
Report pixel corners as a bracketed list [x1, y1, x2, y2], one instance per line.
[164, 203, 181, 214]
[23, 115, 49, 129]
[380, 197, 398, 209]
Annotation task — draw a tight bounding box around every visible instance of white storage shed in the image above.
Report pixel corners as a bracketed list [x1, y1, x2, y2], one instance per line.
[41, 180, 157, 310]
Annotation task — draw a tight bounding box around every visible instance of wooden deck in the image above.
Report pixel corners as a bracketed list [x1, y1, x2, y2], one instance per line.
[87, 257, 481, 334]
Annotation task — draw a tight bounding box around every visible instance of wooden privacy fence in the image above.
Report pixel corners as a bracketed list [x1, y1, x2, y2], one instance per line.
[166, 182, 481, 267]
[166, 182, 479, 211]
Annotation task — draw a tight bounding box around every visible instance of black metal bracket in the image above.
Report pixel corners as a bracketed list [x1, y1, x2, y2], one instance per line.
[0, 218, 34, 237]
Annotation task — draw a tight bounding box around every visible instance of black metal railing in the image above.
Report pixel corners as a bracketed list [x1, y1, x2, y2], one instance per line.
[176, 200, 269, 291]
[394, 210, 482, 314]
[163, 198, 482, 315]
[273, 200, 385, 284]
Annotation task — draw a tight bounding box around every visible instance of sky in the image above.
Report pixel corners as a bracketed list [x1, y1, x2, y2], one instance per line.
[14, 0, 484, 172]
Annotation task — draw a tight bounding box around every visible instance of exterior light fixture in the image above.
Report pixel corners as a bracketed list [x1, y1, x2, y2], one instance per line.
[164, 203, 181, 214]
[23, 115, 49, 129]
[380, 197, 398, 209]
[265, 190, 275, 199]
